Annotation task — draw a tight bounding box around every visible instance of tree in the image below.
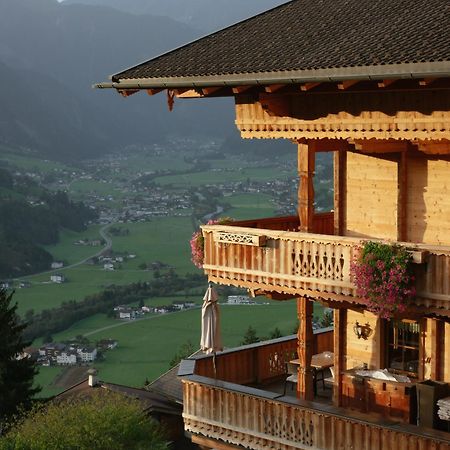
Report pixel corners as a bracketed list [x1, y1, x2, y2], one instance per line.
[241, 326, 259, 345]
[269, 327, 283, 339]
[0, 391, 169, 450]
[169, 340, 195, 368]
[0, 289, 40, 425]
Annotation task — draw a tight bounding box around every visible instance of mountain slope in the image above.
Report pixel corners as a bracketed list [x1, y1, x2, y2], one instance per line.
[62, 0, 289, 32]
[0, 0, 236, 161]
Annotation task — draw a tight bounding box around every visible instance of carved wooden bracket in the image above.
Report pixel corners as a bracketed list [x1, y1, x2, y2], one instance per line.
[213, 231, 267, 247]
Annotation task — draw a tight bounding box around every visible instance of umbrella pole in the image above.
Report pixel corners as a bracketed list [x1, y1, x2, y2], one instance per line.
[213, 351, 217, 378]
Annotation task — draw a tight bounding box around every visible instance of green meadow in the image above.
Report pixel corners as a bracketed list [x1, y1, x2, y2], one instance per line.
[14, 217, 197, 314]
[154, 166, 295, 187]
[226, 193, 275, 220]
[0, 148, 72, 173]
[35, 301, 325, 397]
[42, 225, 103, 265]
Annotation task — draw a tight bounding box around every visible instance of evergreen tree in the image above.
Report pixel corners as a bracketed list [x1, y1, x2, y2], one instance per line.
[269, 327, 283, 339]
[241, 326, 259, 345]
[0, 289, 40, 425]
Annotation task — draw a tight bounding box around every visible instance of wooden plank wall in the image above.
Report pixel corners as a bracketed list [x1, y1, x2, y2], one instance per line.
[445, 323, 450, 382]
[345, 152, 398, 240]
[423, 318, 433, 380]
[407, 156, 450, 245]
[345, 310, 380, 370]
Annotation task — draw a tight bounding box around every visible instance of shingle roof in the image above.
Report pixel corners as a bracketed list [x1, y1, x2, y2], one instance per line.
[110, 0, 450, 86]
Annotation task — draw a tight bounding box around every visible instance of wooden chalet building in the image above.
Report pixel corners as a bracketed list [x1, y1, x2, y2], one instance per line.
[97, 0, 450, 448]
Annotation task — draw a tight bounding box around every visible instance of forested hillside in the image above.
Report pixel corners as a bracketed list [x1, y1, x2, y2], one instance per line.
[0, 168, 96, 278]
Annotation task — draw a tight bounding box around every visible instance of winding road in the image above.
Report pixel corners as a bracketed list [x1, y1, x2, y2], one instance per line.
[16, 222, 116, 280]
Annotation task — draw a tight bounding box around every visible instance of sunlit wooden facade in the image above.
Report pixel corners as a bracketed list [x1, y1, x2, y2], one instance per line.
[98, 0, 450, 447]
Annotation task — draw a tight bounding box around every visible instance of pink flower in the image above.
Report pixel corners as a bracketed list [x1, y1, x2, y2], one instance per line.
[190, 217, 233, 268]
[350, 242, 415, 318]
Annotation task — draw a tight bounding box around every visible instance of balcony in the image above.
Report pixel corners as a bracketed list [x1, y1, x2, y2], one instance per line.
[180, 332, 450, 450]
[202, 215, 450, 312]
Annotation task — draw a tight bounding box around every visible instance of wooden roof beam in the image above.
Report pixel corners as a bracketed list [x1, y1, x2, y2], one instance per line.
[377, 79, 397, 88]
[232, 85, 252, 94]
[201, 86, 222, 96]
[264, 84, 286, 93]
[419, 78, 436, 86]
[337, 80, 358, 90]
[352, 139, 410, 153]
[300, 82, 321, 91]
[175, 89, 203, 98]
[117, 89, 139, 97]
[146, 88, 163, 96]
[416, 139, 450, 155]
[308, 139, 350, 152]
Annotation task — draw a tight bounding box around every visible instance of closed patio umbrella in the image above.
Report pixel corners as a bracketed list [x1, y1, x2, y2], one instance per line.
[200, 284, 223, 355]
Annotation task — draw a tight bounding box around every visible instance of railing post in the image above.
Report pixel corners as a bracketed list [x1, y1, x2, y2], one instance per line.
[297, 297, 314, 400]
[333, 308, 346, 406]
[298, 142, 315, 232]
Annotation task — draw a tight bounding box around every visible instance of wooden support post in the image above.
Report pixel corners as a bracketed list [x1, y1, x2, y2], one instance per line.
[298, 142, 315, 232]
[333, 308, 346, 407]
[333, 148, 347, 236]
[431, 319, 444, 380]
[297, 297, 314, 401]
[397, 148, 408, 241]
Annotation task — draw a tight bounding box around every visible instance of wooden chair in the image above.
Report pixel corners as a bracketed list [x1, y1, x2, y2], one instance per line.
[324, 366, 334, 389]
[283, 362, 298, 395]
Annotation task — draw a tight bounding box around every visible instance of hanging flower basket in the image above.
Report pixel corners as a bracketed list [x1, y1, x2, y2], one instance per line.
[350, 241, 416, 319]
[190, 217, 233, 269]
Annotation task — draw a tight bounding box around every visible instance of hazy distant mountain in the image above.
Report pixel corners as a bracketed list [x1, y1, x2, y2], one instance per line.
[62, 0, 289, 32]
[0, 61, 110, 160]
[0, 0, 236, 161]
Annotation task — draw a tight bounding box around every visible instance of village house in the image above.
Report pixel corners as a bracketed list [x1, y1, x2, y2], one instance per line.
[117, 307, 137, 320]
[77, 347, 97, 363]
[97, 0, 450, 448]
[56, 350, 77, 366]
[103, 262, 115, 271]
[50, 273, 65, 284]
[51, 261, 64, 269]
[227, 295, 255, 305]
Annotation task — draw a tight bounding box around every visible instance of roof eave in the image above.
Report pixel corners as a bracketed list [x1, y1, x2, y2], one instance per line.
[94, 61, 450, 90]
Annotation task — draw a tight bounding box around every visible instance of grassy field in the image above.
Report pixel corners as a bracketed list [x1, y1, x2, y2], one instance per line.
[154, 167, 295, 187]
[42, 225, 103, 265]
[13, 217, 197, 314]
[226, 193, 275, 220]
[0, 148, 72, 173]
[111, 217, 195, 274]
[35, 300, 325, 397]
[116, 153, 192, 173]
[34, 366, 65, 398]
[69, 179, 124, 199]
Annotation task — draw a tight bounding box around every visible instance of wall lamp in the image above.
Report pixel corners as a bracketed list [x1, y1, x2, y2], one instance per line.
[353, 321, 372, 340]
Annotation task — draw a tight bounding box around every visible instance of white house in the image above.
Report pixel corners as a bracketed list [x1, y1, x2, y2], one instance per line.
[56, 351, 77, 365]
[78, 347, 97, 362]
[103, 263, 115, 271]
[119, 309, 136, 320]
[51, 261, 64, 269]
[227, 295, 254, 305]
[50, 274, 65, 283]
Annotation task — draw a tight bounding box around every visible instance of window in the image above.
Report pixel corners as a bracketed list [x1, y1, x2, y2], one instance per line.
[387, 320, 420, 376]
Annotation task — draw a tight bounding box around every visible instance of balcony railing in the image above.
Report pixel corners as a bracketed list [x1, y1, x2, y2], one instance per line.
[202, 215, 450, 311]
[192, 329, 333, 386]
[181, 331, 450, 450]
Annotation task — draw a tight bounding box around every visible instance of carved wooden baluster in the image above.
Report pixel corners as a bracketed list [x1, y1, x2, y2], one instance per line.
[297, 297, 314, 401]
